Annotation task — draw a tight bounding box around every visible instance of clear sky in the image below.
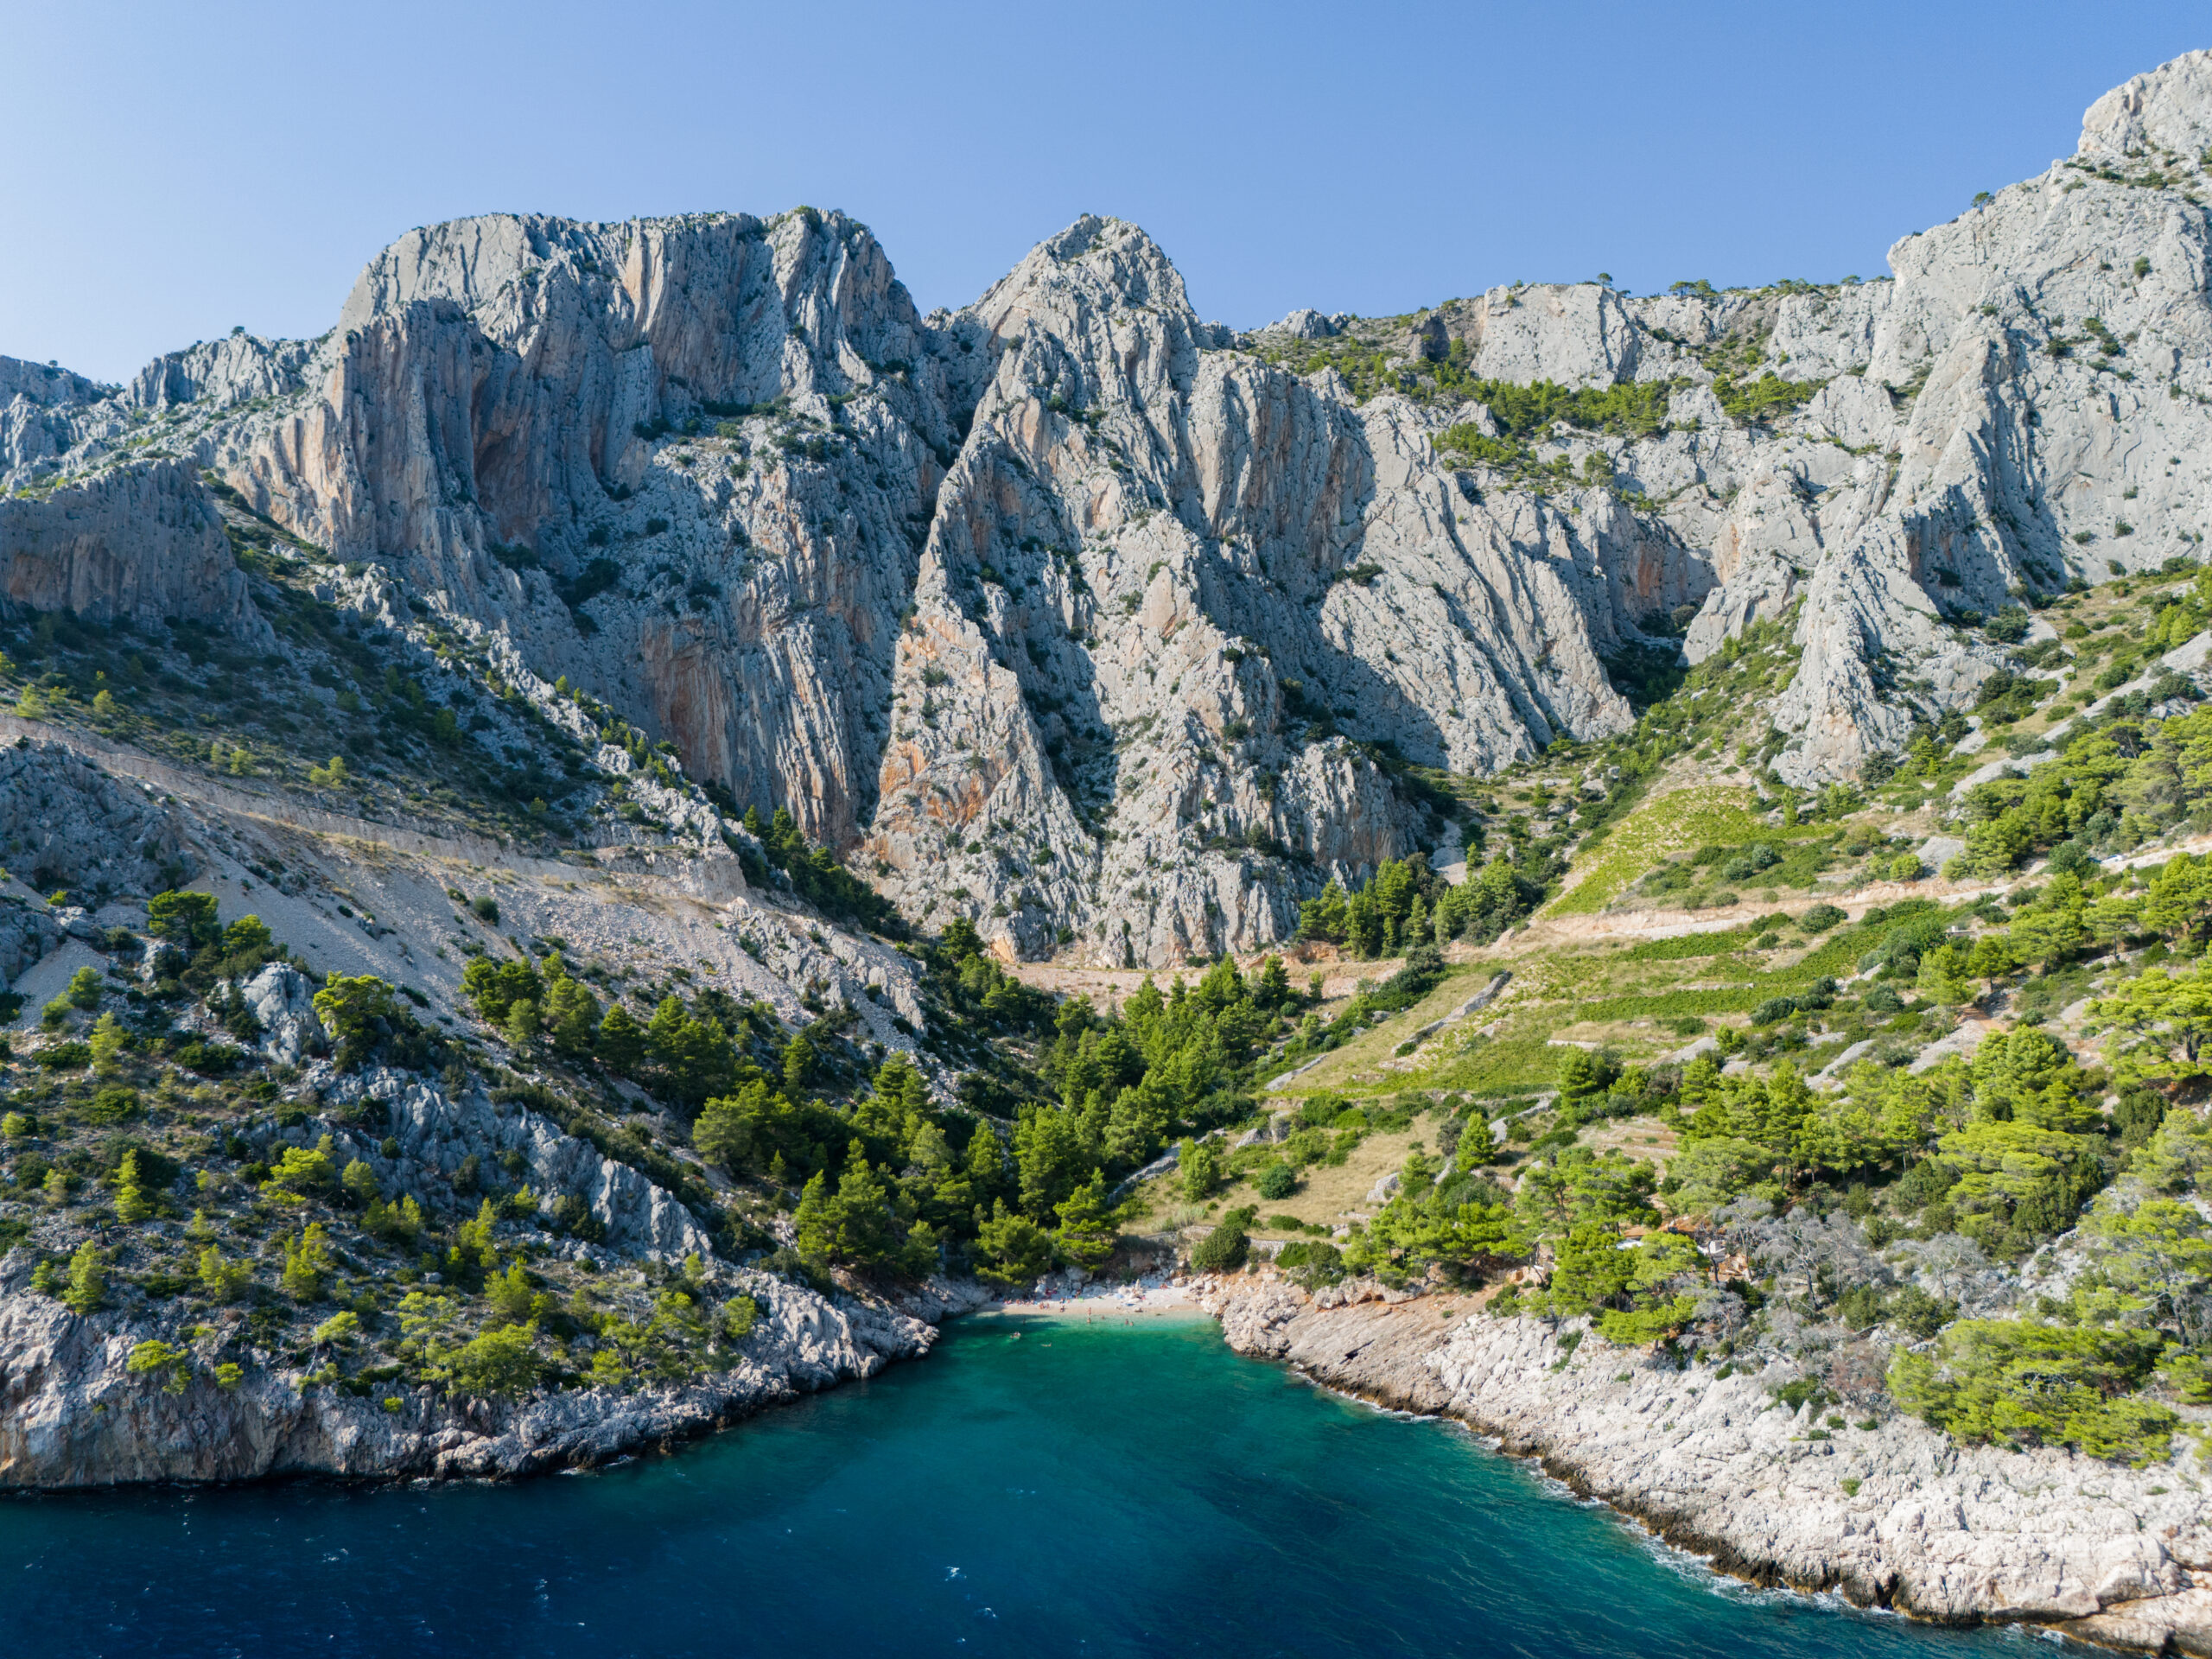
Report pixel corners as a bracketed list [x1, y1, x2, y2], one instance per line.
[3, 0, 2205, 385]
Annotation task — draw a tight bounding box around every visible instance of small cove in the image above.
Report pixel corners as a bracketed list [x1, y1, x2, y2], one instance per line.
[2, 1314, 2037, 1657]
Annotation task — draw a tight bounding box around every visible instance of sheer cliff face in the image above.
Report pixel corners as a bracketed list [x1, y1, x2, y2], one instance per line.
[205, 211, 972, 849]
[867, 218, 1634, 963]
[1643, 50, 2212, 784]
[7, 210, 1643, 964]
[0, 362, 263, 639]
[8, 49, 2212, 961]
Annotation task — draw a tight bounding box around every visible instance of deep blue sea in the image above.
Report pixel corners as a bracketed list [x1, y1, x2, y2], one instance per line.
[2, 1313, 2037, 1658]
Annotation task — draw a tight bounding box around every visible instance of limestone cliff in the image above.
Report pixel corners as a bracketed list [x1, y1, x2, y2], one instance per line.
[7, 51, 2212, 959]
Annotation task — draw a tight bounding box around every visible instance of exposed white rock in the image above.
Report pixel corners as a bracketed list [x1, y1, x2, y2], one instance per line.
[0, 459, 266, 642]
[239, 962, 323, 1067]
[2081, 52, 2212, 162]
[1204, 1278, 2212, 1652]
[0, 1250, 974, 1486]
[7, 50, 2212, 950]
[1465, 283, 1643, 386]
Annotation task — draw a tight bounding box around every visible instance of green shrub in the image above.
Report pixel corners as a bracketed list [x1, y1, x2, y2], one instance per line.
[1712, 371, 1824, 425]
[1276, 1240, 1344, 1281]
[65, 966, 105, 1010]
[60, 1241, 106, 1314]
[1254, 1160, 1297, 1201]
[1179, 1138, 1220, 1201]
[721, 1295, 760, 1339]
[88, 1086, 139, 1124]
[126, 1339, 191, 1394]
[1889, 1319, 2176, 1464]
[1800, 904, 1847, 932]
[1190, 1222, 1249, 1274]
[444, 1324, 544, 1397]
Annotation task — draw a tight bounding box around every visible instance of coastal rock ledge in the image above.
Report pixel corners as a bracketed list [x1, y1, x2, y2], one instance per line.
[0, 1272, 991, 1486]
[1200, 1277, 2212, 1656]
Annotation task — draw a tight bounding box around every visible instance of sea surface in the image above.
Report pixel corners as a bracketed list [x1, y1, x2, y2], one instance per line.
[2, 1313, 2041, 1657]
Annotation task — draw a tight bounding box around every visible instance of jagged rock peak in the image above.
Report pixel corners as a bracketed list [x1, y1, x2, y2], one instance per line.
[976, 215, 1197, 336]
[2078, 48, 2212, 162]
[334, 207, 926, 373]
[1260, 307, 1341, 340]
[0, 356, 108, 408]
[127, 332, 315, 414]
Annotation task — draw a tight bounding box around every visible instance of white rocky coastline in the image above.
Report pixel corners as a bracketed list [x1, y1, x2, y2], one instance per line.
[1200, 1274, 2212, 1655]
[0, 979, 1001, 1490]
[0, 1263, 992, 1487]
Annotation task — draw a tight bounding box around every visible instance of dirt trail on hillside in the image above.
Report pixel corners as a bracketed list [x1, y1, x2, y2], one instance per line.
[1508, 833, 2212, 957]
[1014, 827, 2212, 997]
[19, 710, 2204, 1001]
[1014, 957, 1402, 1007]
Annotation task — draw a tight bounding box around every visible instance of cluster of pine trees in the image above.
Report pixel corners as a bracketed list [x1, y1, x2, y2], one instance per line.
[462, 952, 747, 1107]
[459, 909, 1311, 1288]
[1296, 854, 1541, 958]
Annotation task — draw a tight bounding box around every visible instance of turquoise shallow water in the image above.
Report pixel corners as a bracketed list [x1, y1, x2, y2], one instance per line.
[3, 1313, 2026, 1658]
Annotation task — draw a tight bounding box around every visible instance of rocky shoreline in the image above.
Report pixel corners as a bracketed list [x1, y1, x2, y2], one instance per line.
[12, 1256, 2212, 1654]
[1198, 1274, 2212, 1656]
[0, 1270, 992, 1487]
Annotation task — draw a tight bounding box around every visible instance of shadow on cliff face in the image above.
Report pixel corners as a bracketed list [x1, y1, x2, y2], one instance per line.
[210, 210, 995, 851]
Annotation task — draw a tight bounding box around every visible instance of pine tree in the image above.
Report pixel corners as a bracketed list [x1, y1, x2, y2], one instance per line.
[976, 1200, 1054, 1289]
[341, 1159, 380, 1206]
[693, 1093, 752, 1171]
[1054, 1169, 1117, 1269]
[793, 1172, 834, 1259]
[826, 1147, 896, 1265]
[112, 1150, 152, 1224]
[1016, 1108, 1089, 1218]
[645, 995, 734, 1105]
[596, 1003, 646, 1073]
[963, 1121, 1006, 1202]
[66, 965, 105, 1010]
[543, 970, 601, 1057]
[87, 1011, 128, 1073]
[457, 1198, 501, 1272]
[1255, 955, 1293, 1010]
[504, 998, 542, 1048]
[1297, 882, 1349, 944]
[62, 1241, 107, 1315]
[281, 1224, 334, 1302]
[783, 1031, 817, 1094]
[200, 1244, 249, 1303]
[1179, 1137, 1220, 1201]
[487, 1261, 537, 1326]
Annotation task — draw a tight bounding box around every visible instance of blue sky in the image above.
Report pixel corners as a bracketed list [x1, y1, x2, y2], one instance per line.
[3, 0, 2205, 384]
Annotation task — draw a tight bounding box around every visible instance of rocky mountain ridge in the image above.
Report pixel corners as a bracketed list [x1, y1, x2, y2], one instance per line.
[5, 51, 2212, 964]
